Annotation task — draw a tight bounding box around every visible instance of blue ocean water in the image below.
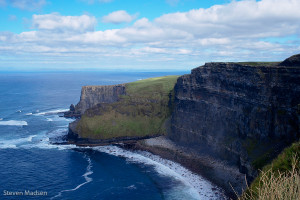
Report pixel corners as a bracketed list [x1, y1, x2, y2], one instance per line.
[0, 71, 224, 200]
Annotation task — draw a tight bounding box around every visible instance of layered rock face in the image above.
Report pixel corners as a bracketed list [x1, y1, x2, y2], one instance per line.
[64, 84, 126, 118]
[170, 55, 300, 179]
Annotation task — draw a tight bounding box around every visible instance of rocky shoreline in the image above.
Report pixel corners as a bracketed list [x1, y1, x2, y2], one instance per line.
[120, 136, 245, 199]
[62, 135, 245, 199]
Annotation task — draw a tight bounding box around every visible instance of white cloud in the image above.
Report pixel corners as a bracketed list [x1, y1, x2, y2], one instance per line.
[32, 13, 97, 32]
[102, 10, 137, 24]
[155, 0, 300, 39]
[9, 0, 46, 11]
[1, 0, 300, 70]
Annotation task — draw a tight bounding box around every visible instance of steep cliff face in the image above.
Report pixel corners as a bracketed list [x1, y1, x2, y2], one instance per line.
[169, 55, 300, 179]
[64, 84, 125, 118]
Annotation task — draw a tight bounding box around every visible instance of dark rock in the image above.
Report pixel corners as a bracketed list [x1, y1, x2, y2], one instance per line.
[75, 84, 126, 115]
[70, 104, 75, 112]
[64, 84, 126, 118]
[68, 120, 79, 142]
[169, 57, 300, 182]
[279, 54, 300, 66]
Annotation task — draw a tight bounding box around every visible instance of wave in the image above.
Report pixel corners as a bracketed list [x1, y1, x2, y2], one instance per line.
[0, 135, 37, 149]
[46, 115, 74, 122]
[0, 118, 2, 121]
[0, 120, 28, 126]
[34, 109, 69, 116]
[19, 129, 76, 150]
[25, 113, 32, 116]
[51, 154, 93, 199]
[0, 144, 17, 149]
[0, 128, 75, 150]
[93, 146, 224, 200]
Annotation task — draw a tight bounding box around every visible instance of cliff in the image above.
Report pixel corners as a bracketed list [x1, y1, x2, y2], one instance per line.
[64, 84, 126, 118]
[170, 54, 300, 180]
[64, 54, 300, 197]
[66, 76, 179, 144]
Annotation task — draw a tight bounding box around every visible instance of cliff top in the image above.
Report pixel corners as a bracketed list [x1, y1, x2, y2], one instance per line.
[75, 75, 179, 140]
[198, 53, 300, 69]
[126, 75, 179, 97]
[279, 54, 300, 66]
[82, 83, 125, 89]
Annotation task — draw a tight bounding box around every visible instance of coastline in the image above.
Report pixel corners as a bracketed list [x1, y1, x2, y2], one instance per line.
[120, 136, 246, 199]
[64, 135, 246, 199]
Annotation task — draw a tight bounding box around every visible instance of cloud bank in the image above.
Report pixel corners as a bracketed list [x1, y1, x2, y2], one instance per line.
[0, 0, 300, 70]
[32, 13, 97, 32]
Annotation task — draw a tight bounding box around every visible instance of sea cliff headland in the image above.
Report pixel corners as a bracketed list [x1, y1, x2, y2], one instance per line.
[64, 54, 300, 198]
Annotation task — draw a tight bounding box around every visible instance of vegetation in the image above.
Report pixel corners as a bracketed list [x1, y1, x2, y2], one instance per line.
[76, 76, 179, 140]
[237, 141, 300, 200]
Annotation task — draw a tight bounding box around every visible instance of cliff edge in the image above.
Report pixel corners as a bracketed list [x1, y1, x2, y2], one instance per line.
[66, 76, 179, 144]
[170, 54, 300, 182]
[64, 84, 126, 118]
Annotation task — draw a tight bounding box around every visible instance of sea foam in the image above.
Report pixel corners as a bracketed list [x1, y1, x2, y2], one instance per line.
[0, 120, 28, 126]
[0, 135, 36, 149]
[93, 145, 225, 200]
[34, 109, 69, 116]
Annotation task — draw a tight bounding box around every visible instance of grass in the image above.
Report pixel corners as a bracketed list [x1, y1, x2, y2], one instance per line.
[76, 75, 179, 140]
[236, 140, 300, 200]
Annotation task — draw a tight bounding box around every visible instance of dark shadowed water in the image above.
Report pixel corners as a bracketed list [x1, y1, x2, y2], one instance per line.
[0, 71, 223, 200]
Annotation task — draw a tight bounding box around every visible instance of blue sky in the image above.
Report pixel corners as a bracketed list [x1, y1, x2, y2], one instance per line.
[0, 0, 299, 71]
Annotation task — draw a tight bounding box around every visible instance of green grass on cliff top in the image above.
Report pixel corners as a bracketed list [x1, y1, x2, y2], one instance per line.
[76, 75, 179, 140]
[126, 75, 179, 95]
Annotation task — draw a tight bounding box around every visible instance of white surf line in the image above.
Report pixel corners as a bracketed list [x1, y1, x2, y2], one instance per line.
[51, 154, 93, 199]
[0, 120, 28, 126]
[0, 135, 37, 149]
[34, 109, 69, 116]
[93, 145, 226, 200]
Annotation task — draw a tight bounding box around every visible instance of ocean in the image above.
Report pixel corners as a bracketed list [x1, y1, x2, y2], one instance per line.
[0, 71, 224, 200]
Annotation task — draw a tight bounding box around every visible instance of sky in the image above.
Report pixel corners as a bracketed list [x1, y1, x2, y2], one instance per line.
[0, 0, 299, 71]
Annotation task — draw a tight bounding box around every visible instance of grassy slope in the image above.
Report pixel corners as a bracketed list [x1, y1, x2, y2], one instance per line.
[76, 75, 179, 140]
[240, 140, 300, 199]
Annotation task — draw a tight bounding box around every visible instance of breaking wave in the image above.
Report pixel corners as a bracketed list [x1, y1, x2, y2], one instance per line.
[0, 120, 28, 126]
[34, 109, 69, 116]
[0, 135, 36, 149]
[93, 146, 225, 200]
